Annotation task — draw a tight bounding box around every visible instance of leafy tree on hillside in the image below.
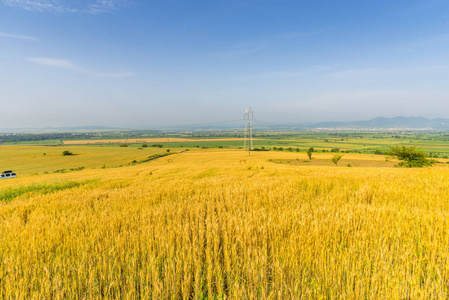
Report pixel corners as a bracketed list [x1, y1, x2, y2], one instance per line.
[388, 144, 435, 168]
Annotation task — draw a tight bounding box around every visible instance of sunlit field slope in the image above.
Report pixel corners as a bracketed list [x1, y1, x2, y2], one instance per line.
[1, 149, 449, 298]
[0, 145, 170, 176]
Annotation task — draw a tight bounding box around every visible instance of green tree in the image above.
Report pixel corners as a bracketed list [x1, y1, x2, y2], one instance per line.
[307, 147, 313, 160]
[62, 150, 73, 156]
[331, 154, 343, 166]
[388, 144, 435, 168]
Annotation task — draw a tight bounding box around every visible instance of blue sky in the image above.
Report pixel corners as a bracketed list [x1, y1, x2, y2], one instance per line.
[2, 0, 449, 128]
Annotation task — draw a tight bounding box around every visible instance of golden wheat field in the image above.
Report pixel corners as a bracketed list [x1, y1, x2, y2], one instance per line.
[62, 138, 264, 145]
[1, 147, 449, 298]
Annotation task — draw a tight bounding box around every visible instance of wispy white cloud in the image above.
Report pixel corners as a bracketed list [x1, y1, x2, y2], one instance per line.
[1, 0, 134, 13]
[86, 0, 133, 13]
[27, 57, 136, 78]
[0, 31, 39, 41]
[28, 57, 85, 71]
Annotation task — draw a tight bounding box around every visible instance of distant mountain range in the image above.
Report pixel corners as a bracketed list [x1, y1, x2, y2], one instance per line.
[308, 116, 449, 130]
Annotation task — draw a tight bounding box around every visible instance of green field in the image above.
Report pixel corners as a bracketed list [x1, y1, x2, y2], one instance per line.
[1, 139, 63, 145]
[69, 131, 449, 156]
[2, 131, 449, 179]
[3, 131, 449, 159]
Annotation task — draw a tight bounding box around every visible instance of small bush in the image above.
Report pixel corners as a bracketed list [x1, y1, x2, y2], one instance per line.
[331, 154, 343, 166]
[62, 150, 74, 156]
[374, 150, 384, 155]
[252, 147, 269, 151]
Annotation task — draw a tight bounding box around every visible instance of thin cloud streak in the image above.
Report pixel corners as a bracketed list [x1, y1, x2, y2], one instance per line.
[86, 0, 134, 14]
[27, 57, 86, 71]
[0, 31, 40, 41]
[27, 57, 136, 78]
[1, 0, 134, 13]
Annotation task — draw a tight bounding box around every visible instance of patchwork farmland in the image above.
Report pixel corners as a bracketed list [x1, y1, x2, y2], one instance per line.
[1, 138, 449, 298]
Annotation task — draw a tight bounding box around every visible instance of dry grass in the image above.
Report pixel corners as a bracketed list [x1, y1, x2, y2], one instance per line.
[1, 149, 449, 298]
[272, 153, 396, 168]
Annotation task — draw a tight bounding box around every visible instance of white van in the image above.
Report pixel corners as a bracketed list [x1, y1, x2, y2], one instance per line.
[1, 170, 17, 179]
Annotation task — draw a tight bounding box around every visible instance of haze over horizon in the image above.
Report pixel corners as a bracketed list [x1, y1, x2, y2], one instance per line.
[2, 0, 449, 128]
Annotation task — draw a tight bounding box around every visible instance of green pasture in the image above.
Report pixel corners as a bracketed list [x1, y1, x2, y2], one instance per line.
[76, 133, 449, 156]
[2, 139, 62, 145]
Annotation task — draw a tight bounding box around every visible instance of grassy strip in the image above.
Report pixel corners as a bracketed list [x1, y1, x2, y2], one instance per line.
[137, 152, 172, 163]
[135, 149, 189, 164]
[0, 179, 97, 202]
[53, 166, 85, 174]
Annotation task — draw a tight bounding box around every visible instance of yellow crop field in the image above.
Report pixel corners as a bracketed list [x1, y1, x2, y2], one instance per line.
[0, 146, 170, 176]
[1, 148, 449, 298]
[62, 138, 263, 145]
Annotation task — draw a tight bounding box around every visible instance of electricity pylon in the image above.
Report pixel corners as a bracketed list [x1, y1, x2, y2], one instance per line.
[244, 108, 254, 156]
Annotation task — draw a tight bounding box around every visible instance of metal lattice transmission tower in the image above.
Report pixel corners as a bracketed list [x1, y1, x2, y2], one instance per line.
[244, 108, 254, 156]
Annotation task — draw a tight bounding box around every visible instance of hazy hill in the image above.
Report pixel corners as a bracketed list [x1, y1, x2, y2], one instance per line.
[310, 116, 449, 130]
